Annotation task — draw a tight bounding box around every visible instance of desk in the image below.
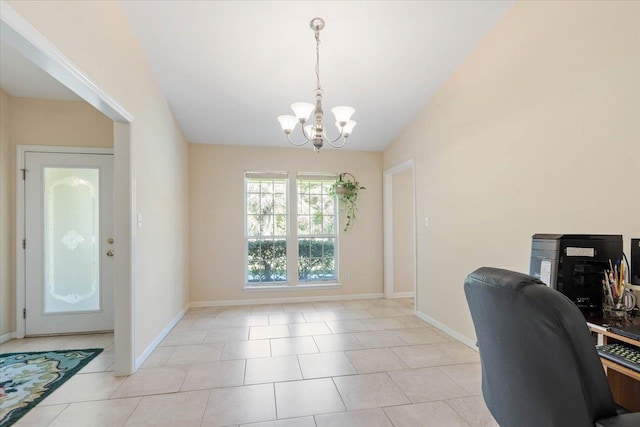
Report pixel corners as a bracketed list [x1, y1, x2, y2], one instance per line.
[587, 313, 640, 412]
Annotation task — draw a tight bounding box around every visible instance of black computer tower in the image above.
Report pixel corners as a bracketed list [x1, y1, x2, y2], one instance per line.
[530, 234, 623, 314]
[631, 238, 640, 285]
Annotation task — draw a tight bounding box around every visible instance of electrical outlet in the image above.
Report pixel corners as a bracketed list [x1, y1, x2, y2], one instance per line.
[344, 272, 350, 280]
[424, 217, 429, 227]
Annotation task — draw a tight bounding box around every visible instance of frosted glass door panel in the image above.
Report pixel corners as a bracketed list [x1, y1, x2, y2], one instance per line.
[43, 167, 100, 314]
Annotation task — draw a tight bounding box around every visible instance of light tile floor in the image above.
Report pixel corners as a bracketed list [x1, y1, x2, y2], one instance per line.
[1, 298, 499, 426]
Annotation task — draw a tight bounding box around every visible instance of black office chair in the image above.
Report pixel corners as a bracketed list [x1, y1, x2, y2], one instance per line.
[464, 267, 640, 427]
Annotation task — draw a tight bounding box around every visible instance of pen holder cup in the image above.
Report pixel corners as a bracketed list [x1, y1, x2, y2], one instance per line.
[602, 288, 636, 319]
[603, 303, 627, 319]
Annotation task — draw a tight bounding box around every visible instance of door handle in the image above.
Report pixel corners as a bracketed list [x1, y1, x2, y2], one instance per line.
[106, 249, 115, 257]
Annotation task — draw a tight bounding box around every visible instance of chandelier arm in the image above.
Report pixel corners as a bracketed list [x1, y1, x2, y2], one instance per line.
[326, 137, 348, 149]
[286, 132, 311, 147]
[302, 124, 313, 140]
[323, 125, 346, 144]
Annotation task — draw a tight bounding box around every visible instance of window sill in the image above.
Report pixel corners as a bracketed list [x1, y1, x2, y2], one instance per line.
[243, 282, 342, 292]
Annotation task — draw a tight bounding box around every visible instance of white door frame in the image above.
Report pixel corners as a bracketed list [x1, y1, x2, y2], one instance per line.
[383, 159, 417, 306]
[2, 2, 137, 375]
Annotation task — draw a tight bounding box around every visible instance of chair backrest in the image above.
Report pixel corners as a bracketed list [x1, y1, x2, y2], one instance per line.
[464, 267, 617, 427]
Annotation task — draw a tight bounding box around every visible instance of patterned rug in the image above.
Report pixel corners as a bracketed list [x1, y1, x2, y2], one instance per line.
[0, 348, 103, 426]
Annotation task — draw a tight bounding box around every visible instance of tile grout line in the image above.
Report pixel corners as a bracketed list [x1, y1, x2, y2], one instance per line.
[121, 395, 145, 426]
[200, 388, 216, 426]
[295, 353, 305, 380]
[41, 403, 69, 426]
[242, 358, 248, 386]
[272, 382, 279, 421]
[442, 398, 474, 427]
[383, 370, 413, 406]
[330, 376, 349, 412]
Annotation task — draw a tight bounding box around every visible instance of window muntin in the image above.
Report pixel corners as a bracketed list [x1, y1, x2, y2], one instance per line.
[297, 177, 336, 282]
[245, 174, 288, 284]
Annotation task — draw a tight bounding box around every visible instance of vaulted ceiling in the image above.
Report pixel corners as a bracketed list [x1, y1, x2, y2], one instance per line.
[1, 1, 513, 152]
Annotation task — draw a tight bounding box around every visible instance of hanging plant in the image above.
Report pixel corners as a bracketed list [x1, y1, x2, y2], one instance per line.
[331, 172, 365, 232]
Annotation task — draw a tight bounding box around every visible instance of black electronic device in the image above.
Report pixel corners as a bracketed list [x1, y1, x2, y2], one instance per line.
[631, 238, 640, 285]
[530, 234, 623, 314]
[597, 343, 640, 373]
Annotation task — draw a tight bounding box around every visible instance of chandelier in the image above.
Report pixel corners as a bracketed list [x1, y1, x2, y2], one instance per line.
[277, 18, 356, 152]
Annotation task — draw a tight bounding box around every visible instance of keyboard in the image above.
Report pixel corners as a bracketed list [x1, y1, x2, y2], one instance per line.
[597, 343, 640, 373]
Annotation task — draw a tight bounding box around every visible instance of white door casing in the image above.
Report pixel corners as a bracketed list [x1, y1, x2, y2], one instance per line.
[24, 151, 114, 335]
[383, 159, 417, 307]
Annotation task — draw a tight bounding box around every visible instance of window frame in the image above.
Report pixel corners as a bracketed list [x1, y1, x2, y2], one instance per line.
[295, 173, 339, 284]
[244, 171, 290, 286]
[243, 171, 340, 290]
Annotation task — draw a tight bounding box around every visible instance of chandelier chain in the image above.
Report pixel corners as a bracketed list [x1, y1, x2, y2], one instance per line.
[315, 30, 322, 91]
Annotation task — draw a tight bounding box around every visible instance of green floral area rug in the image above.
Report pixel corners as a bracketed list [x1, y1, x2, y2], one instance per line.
[0, 348, 103, 426]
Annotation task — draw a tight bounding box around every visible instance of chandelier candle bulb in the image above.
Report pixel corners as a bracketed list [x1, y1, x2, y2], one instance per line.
[277, 17, 356, 151]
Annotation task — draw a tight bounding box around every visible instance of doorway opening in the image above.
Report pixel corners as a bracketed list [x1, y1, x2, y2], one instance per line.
[383, 159, 417, 310]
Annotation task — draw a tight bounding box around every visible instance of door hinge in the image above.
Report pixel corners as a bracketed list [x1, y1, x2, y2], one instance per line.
[22, 239, 26, 250]
[21, 168, 27, 180]
[23, 308, 26, 319]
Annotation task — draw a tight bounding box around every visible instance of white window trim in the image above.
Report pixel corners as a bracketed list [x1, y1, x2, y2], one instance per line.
[243, 171, 341, 291]
[243, 283, 342, 292]
[244, 172, 290, 286]
[292, 172, 340, 288]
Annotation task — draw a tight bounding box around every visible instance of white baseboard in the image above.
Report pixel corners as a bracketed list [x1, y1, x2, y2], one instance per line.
[415, 310, 478, 351]
[392, 291, 415, 299]
[190, 292, 384, 308]
[135, 305, 188, 370]
[0, 331, 16, 344]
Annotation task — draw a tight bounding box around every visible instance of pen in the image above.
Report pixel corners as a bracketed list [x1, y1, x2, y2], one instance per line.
[602, 277, 614, 305]
[619, 262, 624, 297]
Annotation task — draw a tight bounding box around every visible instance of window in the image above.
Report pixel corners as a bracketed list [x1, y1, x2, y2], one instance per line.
[245, 172, 338, 287]
[297, 176, 336, 281]
[245, 172, 288, 284]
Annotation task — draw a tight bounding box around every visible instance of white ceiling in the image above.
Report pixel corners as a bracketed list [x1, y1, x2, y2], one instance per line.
[121, 1, 513, 151]
[1, 1, 513, 152]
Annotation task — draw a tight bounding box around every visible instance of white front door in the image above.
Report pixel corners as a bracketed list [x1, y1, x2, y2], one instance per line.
[24, 151, 114, 335]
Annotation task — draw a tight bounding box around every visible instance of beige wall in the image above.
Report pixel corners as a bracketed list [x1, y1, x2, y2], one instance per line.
[6, 0, 638, 357]
[7, 1, 190, 358]
[0, 91, 11, 336]
[189, 144, 383, 303]
[383, 1, 640, 342]
[9, 97, 113, 147]
[392, 167, 415, 294]
[0, 91, 114, 338]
